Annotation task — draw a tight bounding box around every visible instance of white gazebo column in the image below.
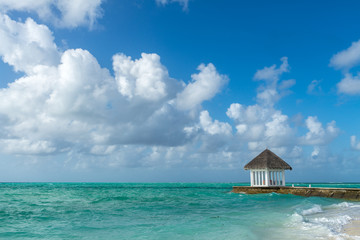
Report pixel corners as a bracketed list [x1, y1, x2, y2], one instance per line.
[272, 171, 275, 185]
[273, 171, 276, 185]
[282, 170, 285, 186]
[250, 170, 254, 186]
[278, 171, 281, 186]
[255, 171, 257, 186]
[265, 170, 269, 186]
[255, 171, 258, 186]
[253, 171, 256, 186]
[258, 171, 261, 186]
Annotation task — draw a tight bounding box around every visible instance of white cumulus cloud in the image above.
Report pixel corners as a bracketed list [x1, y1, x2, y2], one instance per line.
[337, 73, 360, 95]
[0, 12, 343, 170]
[330, 40, 360, 70]
[226, 103, 294, 150]
[301, 116, 339, 145]
[176, 63, 228, 110]
[330, 39, 360, 95]
[0, 13, 230, 158]
[0, 13, 60, 73]
[113, 53, 174, 101]
[0, 0, 103, 29]
[254, 57, 289, 83]
[199, 111, 232, 136]
[253, 57, 294, 106]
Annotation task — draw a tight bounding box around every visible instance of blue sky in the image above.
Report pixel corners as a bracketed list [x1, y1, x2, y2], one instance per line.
[0, 0, 360, 182]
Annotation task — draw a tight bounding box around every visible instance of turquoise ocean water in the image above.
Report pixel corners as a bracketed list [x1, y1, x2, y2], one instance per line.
[1, 183, 360, 240]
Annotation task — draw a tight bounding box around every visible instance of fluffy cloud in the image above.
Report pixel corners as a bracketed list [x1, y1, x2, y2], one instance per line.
[224, 57, 297, 152]
[0, 0, 103, 29]
[0, 12, 343, 170]
[113, 53, 179, 101]
[254, 57, 289, 83]
[156, 0, 189, 10]
[226, 58, 340, 160]
[53, 0, 103, 28]
[0, 139, 56, 155]
[330, 39, 360, 95]
[176, 63, 228, 110]
[226, 103, 294, 151]
[307, 79, 323, 95]
[350, 136, 360, 150]
[253, 57, 294, 106]
[337, 73, 360, 95]
[0, 47, 210, 153]
[199, 111, 232, 136]
[330, 40, 360, 70]
[301, 116, 339, 145]
[226, 101, 340, 161]
[0, 13, 59, 73]
[0, 14, 230, 157]
[311, 146, 320, 159]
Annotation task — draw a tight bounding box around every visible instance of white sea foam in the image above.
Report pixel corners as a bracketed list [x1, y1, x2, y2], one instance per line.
[288, 213, 337, 238]
[301, 204, 323, 215]
[329, 202, 354, 209]
[310, 215, 352, 232]
[289, 212, 304, 223]
[286, 202, 360, 240]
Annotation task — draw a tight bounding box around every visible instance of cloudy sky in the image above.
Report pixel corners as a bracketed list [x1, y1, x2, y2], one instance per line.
[0, 0, 360, 182]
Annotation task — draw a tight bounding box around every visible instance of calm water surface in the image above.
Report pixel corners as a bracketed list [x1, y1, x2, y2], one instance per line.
[1, 183, 360, 240]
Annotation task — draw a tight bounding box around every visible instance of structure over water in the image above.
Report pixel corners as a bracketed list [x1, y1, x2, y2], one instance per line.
[233, 149, 360, 201]
[244, 149, 292, 187]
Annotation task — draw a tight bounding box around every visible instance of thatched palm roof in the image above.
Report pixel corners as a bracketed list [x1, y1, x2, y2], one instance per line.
[244, 149, 292, 170]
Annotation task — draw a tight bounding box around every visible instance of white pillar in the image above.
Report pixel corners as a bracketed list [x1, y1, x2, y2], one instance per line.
[255, 171, 258, 186]
[250, 170, 254, 186]
[265, 170, 269, 186]
[253, 171, 256, 186]
[254, 171, 256, 186]
[278, 171, 281, 186]
[282, 170, 285, 186]
[259, 171, 261, 186]
[278, 171, 281, 185]
[263, 171, 266, 185]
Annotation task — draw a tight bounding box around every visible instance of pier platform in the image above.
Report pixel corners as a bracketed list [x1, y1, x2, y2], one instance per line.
[232, 186, 360, 201]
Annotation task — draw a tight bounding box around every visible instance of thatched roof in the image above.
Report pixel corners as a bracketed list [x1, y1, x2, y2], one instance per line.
[244, 149, 292, 170]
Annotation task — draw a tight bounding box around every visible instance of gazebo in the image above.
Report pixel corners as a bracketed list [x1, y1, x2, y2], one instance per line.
[244, 149, 292, 187]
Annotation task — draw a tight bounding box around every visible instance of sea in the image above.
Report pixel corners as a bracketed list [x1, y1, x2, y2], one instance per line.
[1, 183, 360, 240]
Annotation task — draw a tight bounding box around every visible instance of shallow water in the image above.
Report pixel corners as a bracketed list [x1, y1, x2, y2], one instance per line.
[0, 183, 360, 239]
